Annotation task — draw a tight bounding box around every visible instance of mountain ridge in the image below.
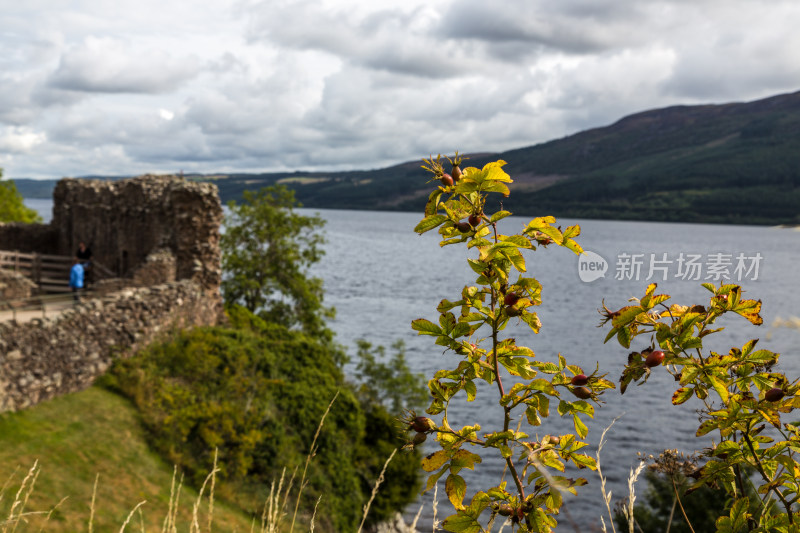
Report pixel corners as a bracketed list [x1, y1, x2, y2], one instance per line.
[13, 90, 800, 225]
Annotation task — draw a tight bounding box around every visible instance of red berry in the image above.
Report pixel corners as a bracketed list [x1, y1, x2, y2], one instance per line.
[496, 504, 513, 517]
[410, 416, 435, 433]
[571, 374, 589, 386]
[765, 388, 785, 402]
[504, 292, 520, 306]
[548, 435, 560, 445]
[645, 350, 665, 368]
[456, 221, 472, 233]
[452, 166, 462, 182]
[440, 173, 454, 187]
[468, 213, 481, 227]
[572, 386, 592, 400]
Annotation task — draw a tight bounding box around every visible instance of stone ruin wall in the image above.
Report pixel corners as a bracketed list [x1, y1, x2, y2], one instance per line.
[0, 175, 225, 412]
[0, 280, 218, 412]
[52, 175, 222, 292]
[0, 222, 57, 254]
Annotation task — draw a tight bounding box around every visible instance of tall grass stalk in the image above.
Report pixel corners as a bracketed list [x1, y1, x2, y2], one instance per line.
[87, 473, 100, 533]
[118, 500, 147, 533]
[308, 496, 322, 533]
[189, 455, 221, 533]
[356, 448, 398, 533]
[289, 390, 339, 533]
[595, 415, 623, 533]
[431, 483, 439, 533]
[3, 460, 40, 533]
[623, 461, 646, 533]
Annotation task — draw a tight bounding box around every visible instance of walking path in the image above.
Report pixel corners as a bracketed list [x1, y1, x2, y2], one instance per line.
[0, 297, 77, 324]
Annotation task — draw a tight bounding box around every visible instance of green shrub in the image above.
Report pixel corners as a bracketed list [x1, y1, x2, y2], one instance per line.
[102, 308, 420, 531]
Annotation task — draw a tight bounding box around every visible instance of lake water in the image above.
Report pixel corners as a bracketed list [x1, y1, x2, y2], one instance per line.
[24, 198, 800, 528]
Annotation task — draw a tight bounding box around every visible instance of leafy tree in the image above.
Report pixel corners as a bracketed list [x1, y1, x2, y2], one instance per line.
[353, 339, 429, 415]
[0, 169, 41, 223]
[220, 185, 333, 338]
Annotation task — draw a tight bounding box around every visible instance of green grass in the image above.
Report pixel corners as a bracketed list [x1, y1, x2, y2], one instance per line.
[0, 386, 254, 531]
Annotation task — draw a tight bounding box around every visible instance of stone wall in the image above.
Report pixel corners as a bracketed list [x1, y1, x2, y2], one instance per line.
[51, 175, 222, 292]
[0, 270, 36, 300]
[0, 280, 220, 412]
[0, 223, 58, 254]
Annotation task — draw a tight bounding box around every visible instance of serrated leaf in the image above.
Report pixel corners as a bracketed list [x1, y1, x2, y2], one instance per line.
[672, 387, 693, 405]
[573, 415, 588, 439]
[442, 512, 482, 533]
[490, 210, 512, 222]
[423, 467, 447, 493]
[696, 419, 718, 437]
[412, 318, 442, 335]
[464, 380, 477, 401]
[422, 450, 449, 472]
[446, 474, 467, 510]
[415, 214, 448, 234]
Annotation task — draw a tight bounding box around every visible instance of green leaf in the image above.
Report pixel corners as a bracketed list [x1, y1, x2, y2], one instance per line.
[573, 415, 588, 439]
[442, 512, 482, 533]
[570, 453, 597, 470]
[423, 467, 448, 493]
[464, 380, 477, 401]
[490, 210, 512, 222]
[411, 318, 442, 335]
[445, 474, 467, 509]
[415, 214, 449, 234]
[520, 311, 542, 333]
[696, 419, 718, 437]
[707, 373, 730, 404]
[479, 181, 510, 196]
[450, 449, 482, 472]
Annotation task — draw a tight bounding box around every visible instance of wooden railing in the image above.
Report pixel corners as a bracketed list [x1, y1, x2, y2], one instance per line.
[0, 250, 115, 293]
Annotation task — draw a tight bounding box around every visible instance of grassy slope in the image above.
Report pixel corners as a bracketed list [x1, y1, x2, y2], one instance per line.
[0, 386, 254, 532]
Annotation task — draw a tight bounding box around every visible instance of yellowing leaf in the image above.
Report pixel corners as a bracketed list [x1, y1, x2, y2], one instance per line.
[422, 450, 449, 472]
[445, 474, 467, 509]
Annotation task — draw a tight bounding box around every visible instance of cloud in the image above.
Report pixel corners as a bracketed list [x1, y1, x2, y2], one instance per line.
[0, 127, 47, 153]
[48, 37, 203, 94]
[2, 0, 800, 180]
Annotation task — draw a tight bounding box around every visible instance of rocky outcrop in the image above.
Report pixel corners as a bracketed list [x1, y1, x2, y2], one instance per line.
[0, 280, 219, 412]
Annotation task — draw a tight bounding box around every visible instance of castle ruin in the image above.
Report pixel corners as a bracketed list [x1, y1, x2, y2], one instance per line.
[0, 175, 224, 411]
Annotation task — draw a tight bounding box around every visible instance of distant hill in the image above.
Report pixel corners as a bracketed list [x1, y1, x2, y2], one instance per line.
[15, 91, 800, 225]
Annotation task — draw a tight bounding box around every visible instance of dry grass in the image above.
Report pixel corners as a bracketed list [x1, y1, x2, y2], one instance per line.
[0, 388, 402, 533]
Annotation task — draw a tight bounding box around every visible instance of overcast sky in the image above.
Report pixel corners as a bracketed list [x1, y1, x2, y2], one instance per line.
[2, 0, 799, 179]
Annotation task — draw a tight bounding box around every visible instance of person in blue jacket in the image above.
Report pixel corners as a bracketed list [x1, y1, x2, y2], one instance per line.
[69, 257, 84, 302]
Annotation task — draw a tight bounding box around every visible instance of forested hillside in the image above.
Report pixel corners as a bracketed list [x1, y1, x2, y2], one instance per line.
[15, 90, 800, 225]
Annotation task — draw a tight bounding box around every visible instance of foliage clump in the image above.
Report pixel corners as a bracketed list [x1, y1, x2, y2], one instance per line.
[103, 307, 422, 531]
[603, 283, 800, 531]
[220, 185, 333, 339]
[0, 169, 41, 223]
[409, 155, 614, 532]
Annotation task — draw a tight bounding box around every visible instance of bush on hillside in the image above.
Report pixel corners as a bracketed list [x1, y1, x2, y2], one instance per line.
[102, 307, 421, 531]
